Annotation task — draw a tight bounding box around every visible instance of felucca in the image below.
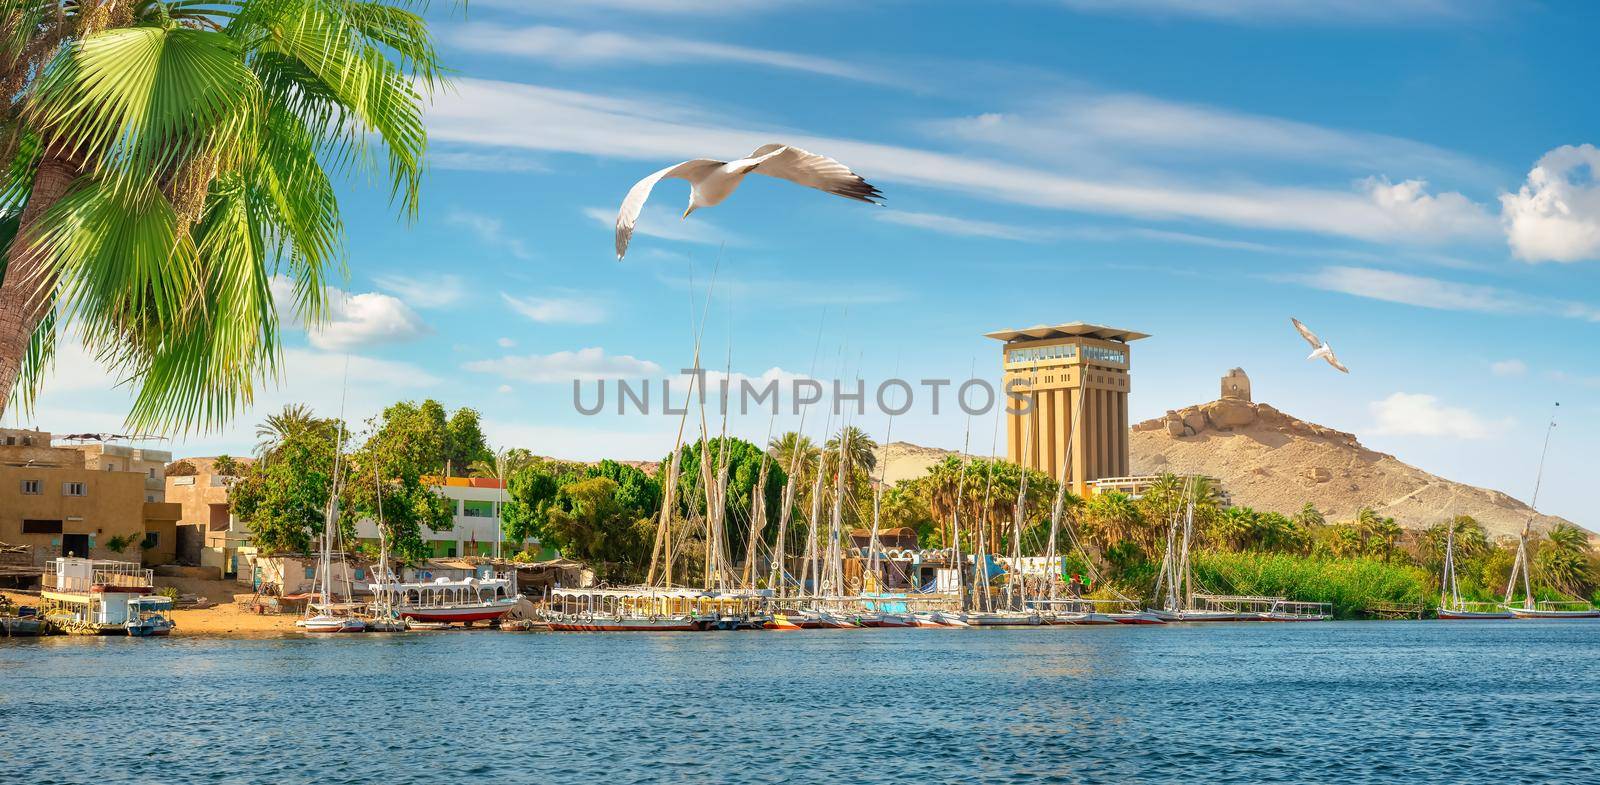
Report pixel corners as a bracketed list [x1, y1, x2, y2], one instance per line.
[1501, 404, 1599, 619]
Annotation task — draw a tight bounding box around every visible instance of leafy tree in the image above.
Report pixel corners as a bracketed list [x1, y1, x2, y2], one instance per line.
[669, 437, 784, 553]
[445, 407, 492, 476]
[343, 408, 456, 563]
[230, 407, 346, 554]
[0, 0, 444, 430]
[1083, 491, 1144, 553]
[501, 457, 590, 544]
[1535, 523, 1592, 597]
[469, 447, 536, 480]
[544, 477, 655, 582]
[1293, 503, 1326, 529]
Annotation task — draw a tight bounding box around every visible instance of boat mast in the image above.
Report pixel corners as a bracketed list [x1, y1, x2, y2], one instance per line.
[768, 312, 829, 600]
[1441, 520, 1457, 611]
[1505, 402, 1559, 609]
[1006, 407, 1035, 610]
[949, 400, 975, 613]
[971, 412, 1002, 613]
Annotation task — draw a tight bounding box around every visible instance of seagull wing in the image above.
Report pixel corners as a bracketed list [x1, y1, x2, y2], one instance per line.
[1323, 350, 1349, 374]
[1290, 317, 1322, 350]
[615, 159, 723, 260]
[740, 143, 884, 204]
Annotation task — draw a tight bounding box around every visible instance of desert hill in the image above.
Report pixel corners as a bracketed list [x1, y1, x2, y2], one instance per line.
[870, 392, 1572, 540]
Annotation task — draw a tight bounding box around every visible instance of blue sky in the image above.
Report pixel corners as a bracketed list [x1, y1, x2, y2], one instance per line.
[21, 0, 1600, 527]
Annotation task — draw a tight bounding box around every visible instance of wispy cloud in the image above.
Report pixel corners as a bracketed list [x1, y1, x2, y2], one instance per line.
[502, 292, 609, 325]
[1293, 266, 1600, 323]
[452, 23, 896, 85]
[930, 95, 1492, 183]
[429, 78, 1495, 246]
[464, 347, 662, 384]
[654, 270, 910, 306]
[1490, 359, 1527, 377]
[431, 148, 548, 173]
[448, 209, 532, 260]
[1370, 392, 1509, 440]
[372, 273, 467, 309]
[582, 205, 736, 247]
[1057, 0, 1483, 26]
[873, 209, 1047, 241]
[475, 0, 793, 17]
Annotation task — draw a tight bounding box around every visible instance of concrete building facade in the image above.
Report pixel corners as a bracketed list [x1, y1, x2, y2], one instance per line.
[63, 441, 172, 502]
[987, 322, 1149, 494]
[1, 428, 181, 566]
[353, 477, 546, 559]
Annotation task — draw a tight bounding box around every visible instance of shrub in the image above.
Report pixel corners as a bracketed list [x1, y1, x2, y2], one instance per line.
[1192, 550, 1432, 619]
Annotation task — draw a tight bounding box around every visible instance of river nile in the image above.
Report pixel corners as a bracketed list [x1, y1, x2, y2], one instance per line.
[4, 622, 1598, 784]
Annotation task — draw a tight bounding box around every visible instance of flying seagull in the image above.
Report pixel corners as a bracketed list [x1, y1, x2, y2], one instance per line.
[613, 143, 884, 260]
[1291, 317, 1348, 373]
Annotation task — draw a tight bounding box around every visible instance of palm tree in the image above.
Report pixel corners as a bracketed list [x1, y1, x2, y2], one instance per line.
[469, 447, 536, 480]
[823, 425, 877, 479]
[1293, 502, 1326, 529]
[0, 1, 443, 432]
[1535, 522, 1592, 597]
[254, 403, 323, 461]
[1083, 491, 1142, 551]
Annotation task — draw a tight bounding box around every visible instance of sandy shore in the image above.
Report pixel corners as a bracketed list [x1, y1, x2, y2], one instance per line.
[4, 576, 302, 638]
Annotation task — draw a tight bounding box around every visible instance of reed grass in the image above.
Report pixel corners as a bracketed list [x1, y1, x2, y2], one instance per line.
[1192, 550, 1432, 619]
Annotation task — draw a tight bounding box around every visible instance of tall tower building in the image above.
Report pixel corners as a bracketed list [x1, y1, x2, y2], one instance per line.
[985, 322, 1149, 494]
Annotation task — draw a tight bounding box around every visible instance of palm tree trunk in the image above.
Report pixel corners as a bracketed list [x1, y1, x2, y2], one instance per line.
[0, 155, 77, 417]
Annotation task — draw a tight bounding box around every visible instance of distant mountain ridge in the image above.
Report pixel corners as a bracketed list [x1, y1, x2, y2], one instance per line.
[869, 397, 1576, 539]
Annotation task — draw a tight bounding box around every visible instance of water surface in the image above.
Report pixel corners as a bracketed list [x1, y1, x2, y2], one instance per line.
[4, 622, 1597, 784]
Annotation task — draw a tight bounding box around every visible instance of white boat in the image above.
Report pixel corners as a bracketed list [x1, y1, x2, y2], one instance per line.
[1107, 610, 1167, 625]
[965, 610, 1042, 626]
[1438, 607, 1514, 620]
[370, 572, 519, 624]
[1256, 600, 1332, 622]
[1148, 608, 1246, 623]
[297, 615, 367, 633]
[1507, 604, 1600, 619]
[1437, 510, 1512, 620]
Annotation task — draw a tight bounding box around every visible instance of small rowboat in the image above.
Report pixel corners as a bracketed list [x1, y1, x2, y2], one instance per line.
[765, 614, 805, 630]
[909, 612, 946, 627]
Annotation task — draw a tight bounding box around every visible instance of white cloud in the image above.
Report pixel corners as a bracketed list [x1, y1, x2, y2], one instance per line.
[463, 347, 662, 384]
[452, 23, 893, 85]
[1358, 176, 1498, 242]
[1370, 392, 1507, 440]
[431, 149, 548, 173]
[932, 96, 1489, 182]
[1057, 0, 1479, 25]
[1490, 359, 1527, 377]
[372, 273, 467, 309]
[272, 277, 430, 351]
[873, 209, 1046, 241]
[496, 384, 514, 394]
[476, 0, 791, 16]
[501, 292, 608, 325]
[1500, 143, 1600, 263]
[429, 78, 1494, 245]
[1295, 266, 1600, 323]
[497, 337, 516, 348]
[448, 209, 531, 260]
[581, 205, 735, 248]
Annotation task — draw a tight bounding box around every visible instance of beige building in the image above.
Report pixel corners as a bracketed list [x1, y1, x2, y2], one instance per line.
[1, 428, 181, 566]
[987, 322, 1149, 495]
[62, 440, 172, 502]
[164, 456, 252, 577]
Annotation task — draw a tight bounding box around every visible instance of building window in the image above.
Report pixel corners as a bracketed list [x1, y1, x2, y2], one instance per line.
[141, 532, 159, 549]
[21, 479, 42, 495]
[63, 482, 86, 497]
[462, 500, 494, 518]
[22, 519, 63, 534]
[305, 566, 316, 579]
[106, 463, 116, 471]
[148, 468, 157, 479]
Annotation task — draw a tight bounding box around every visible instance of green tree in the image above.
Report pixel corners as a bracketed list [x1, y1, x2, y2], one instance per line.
[469, 447, 536, 480]
[444, 407, 491, 476]
[0, 0, 443, 429]
[229, 406, 345, 554]
[343, 407, 456, 563]
[1535, 523, 1592, 597]
[545, 477, 655, 582]
[502, 457, 588, 544]
[1293, 502, 1326, 529]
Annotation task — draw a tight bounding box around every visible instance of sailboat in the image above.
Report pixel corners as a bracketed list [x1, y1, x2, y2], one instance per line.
[1148, 490, 1246, 623]
[1436, 518, 1511, 620]
[297, 387, 366, 634]
[1502, 404, 1599, 619]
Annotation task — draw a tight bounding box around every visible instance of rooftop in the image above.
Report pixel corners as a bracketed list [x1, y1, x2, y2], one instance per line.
[984, 322, 1151, 344]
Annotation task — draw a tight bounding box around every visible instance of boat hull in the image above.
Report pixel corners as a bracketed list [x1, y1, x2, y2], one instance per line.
[398, 602, 516, 624]
[1507, 607, 1600, 619]
[298, 616, 367, 633]
[1437, 609, 1514, 620]
[548, 617, 700, 632]
[1108, 611, 1167, 625]
[1256, 612, 1331, 622]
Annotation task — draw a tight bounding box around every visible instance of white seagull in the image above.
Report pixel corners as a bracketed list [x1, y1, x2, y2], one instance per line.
[613, 143, 884, 260]
[1291, 317, 1348, 373]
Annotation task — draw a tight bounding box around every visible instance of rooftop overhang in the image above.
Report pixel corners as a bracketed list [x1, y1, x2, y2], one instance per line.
[985, 322, 1150, 344]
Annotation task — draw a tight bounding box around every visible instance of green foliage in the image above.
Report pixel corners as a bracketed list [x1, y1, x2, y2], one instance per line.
[105, 535, 133, 553]
[1194, 550, 1432, 618]
[229, 405, 345, 555]
[1, 0, 445, 430]
[342, 404, 457, 563]
[156, 586, 180, 601]
[502, 457, 665, 563]
[544, 477, 655, 582]
[669, 437, 784, 549]
[445, 407, 492, 476]
[1535, 523, 1593, 597]
[502, 458, 590, 544]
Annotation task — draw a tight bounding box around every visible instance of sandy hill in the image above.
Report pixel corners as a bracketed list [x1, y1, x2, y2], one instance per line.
[1129, 397, 1572, 538]
[869, 399, 1571, 540]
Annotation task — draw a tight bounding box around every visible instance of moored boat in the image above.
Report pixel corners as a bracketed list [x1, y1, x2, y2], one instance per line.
[1506, 603, 1600, 619]
[297, 615, 367, 633]
[1437, 607, 1514, 620]
[1107, 610, 1167, 625]
[125, 596, 175, 637]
